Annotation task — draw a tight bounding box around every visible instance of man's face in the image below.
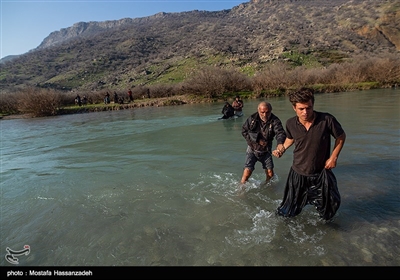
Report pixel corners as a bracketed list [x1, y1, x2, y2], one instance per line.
[293, 100, 314, 122]
[258, 105, 270, 122]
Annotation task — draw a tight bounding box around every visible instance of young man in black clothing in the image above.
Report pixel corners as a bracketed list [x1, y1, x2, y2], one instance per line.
[273, 88, 346, 220]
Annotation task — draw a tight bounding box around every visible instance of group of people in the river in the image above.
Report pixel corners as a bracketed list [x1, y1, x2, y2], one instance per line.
[233, 88, 346, 221]
[220, 95, 244, 119]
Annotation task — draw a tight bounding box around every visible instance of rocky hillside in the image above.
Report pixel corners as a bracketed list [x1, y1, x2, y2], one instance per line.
[1, 0, 399, 92]
[36, 17, 143, 50]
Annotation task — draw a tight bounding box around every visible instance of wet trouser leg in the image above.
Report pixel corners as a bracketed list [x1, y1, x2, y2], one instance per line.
[277, 168, 341, 220]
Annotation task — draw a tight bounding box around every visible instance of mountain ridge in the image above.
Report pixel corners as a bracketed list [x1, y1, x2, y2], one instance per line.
[1, 0, 399, 92]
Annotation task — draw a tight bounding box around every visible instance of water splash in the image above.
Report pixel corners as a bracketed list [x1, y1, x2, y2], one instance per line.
[227, 209, 278, 246]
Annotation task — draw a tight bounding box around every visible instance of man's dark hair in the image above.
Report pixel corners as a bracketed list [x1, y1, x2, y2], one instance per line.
[288, 87, 315, 106]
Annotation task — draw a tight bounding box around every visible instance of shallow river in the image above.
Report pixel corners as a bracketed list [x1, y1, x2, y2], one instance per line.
[1, 88, 399, 268]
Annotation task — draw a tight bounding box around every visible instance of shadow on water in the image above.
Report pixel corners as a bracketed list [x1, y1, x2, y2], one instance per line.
[335, 158, 400, 224]
[220, 115, 244, 132]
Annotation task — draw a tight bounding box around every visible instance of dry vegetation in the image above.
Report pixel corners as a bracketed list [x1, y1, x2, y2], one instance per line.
[1, 56, 398, 118]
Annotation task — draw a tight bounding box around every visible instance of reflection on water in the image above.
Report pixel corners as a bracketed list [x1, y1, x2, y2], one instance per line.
[0, 88, 399, 266]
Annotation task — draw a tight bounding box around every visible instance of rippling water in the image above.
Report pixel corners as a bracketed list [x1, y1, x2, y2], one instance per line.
[1, 88, 399, 267]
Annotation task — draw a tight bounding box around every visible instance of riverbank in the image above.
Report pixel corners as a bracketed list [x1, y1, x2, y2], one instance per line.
[1, 83, 397, 121]
[0, 94, 213, 120]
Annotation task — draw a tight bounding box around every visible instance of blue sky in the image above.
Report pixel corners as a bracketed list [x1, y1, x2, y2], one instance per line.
[1, 0, 247, 59]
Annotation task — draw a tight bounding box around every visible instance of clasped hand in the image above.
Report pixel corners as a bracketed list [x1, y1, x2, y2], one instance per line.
[272, 144, 285, 158]
[272, 149, 283, 158]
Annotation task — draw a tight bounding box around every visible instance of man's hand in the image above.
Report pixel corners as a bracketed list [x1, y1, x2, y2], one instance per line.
[272, 149, 283, 158]
[272, 144, 286, 158]
[324, 157, 337, 169]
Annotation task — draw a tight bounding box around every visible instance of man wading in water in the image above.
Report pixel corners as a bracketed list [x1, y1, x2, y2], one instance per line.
[273, 88, 346, 221]
[240, 101, 286, 185]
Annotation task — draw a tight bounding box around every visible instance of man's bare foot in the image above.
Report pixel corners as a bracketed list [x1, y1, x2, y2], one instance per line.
[237, 183, 246, 196]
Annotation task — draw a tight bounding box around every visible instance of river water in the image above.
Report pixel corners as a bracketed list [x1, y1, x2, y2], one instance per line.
[1, 88, 399, 268]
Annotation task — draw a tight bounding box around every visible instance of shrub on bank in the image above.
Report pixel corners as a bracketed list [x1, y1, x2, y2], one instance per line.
[0, 87, 62, 117]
